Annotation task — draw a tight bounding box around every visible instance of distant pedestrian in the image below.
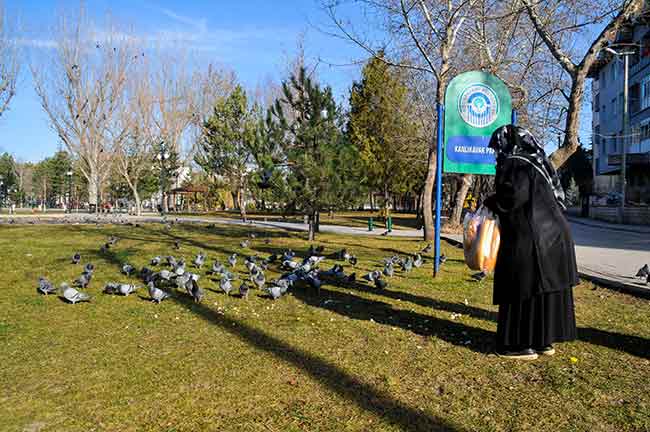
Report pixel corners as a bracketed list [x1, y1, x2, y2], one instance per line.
[484, 125, 578, 360]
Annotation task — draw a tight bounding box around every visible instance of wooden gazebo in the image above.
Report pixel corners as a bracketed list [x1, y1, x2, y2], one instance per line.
[169, 185, 209, 212]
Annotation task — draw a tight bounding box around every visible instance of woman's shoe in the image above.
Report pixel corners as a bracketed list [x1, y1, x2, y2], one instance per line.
[496, 348, 538, 360]
[535, 345, 555, 356]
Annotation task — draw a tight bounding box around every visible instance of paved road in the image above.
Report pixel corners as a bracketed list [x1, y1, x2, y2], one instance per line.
[2, 212, 649, 295]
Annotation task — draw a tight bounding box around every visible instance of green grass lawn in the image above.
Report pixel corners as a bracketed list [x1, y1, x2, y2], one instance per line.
[1, 223, 648, 431]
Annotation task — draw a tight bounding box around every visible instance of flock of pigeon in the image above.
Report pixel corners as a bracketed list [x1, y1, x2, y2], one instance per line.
[37, 231, 443, 305]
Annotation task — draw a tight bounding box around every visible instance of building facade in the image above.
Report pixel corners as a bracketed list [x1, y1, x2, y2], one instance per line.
[589, 13, 650, 204]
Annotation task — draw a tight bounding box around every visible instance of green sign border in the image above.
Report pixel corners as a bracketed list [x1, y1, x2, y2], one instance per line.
[443, 71, 512, 175]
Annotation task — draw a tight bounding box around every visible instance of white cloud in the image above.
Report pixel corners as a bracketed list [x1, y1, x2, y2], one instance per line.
[159, 7, 208, 34]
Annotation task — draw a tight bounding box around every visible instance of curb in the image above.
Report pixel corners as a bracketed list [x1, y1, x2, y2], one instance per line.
[567, 216, 650, 235]
[442, 235, 650, 300]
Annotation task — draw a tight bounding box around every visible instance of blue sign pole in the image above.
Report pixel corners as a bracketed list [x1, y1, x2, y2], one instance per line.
[511, 109, 517, 125]
[434, 103, 445, 277]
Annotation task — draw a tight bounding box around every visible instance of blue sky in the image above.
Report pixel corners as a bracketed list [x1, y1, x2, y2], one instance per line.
[1, 0, 367, 161]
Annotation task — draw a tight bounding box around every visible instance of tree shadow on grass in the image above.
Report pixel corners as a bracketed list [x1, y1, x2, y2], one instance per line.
[291, 284, 495, 354]
[168, 294, 467, 432]
[577, 327, 650, 359]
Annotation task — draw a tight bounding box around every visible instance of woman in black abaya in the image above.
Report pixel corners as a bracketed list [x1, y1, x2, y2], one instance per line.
[484, 125, 579, 360]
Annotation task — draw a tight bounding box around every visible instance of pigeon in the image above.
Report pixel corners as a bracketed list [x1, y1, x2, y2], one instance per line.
[421, 243, 432, 254]
[381, 230, 389, 236]
[239, 282, 250, 299]
[108, 236, 119, 245]
[140, 267, 154, 282]
[635, 264, 649, 278]
[375, 278, 387, 289]
[151, 256, 162, 266]
[282, 249, 295, 261]
[439, 254, 447, 264]
[174, 240, 181, 250]
[249, 232, 256, 239]
[267, 285, 283, 300]
[118, 284, 138, 296]
[71, 253, 81, 264]
[240, 240, 250, 248]
[103, 282, 120, 294]
[228, 253, 237, 268]
[471, 271, 487, 282]
[282, 260, 299, 270]
[210, 261, 225, 275]
[37, 277, 56, 295]
[251, 271, 265, 290]
[401, 257, 413, 273]
[100, 243, 110, 253]
[193, 251, 206, 268]
[75, 272, 92, 288]
[413, 254, 424, 268]
[188, 279, 204, 303]
[61, 283, 91, 304]
[348, 256, 358, 266]
[306, 273, 322, 293]
[220, 277, 234, 295]
[363, 270, 381, 282]
[121, 263, 135, 276]
[156, 270, 173, 282]
[148, 282, 170, 303]
[383, 263, 394, 277]
[166, 256, 177, 267]
[84, 263, 95, 274]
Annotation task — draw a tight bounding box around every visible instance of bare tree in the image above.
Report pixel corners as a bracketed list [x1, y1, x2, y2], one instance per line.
[0, 1, 19, 118]
[31, 11, 135, 211]
[325, 0, 478, 240]
[521, 0, 643, 168]
[113, 54, 152, 216]
[149, 53, 194, 212]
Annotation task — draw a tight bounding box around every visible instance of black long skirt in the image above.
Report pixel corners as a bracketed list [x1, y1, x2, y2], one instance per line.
[496, 288, 576, 350]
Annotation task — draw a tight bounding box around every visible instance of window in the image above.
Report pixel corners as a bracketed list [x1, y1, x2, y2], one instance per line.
[612, 97, 618, 116]
[630, 83, 640, 113]
[641, 76, 650, 110]
[612, 61, 619, 81]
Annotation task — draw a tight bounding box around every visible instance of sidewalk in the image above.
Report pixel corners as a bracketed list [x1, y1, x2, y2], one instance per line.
[566, 215, 650, 235]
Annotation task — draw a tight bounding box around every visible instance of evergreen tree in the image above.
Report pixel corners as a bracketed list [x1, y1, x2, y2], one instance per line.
[195, 85, 258, 221]
[348, 56, 424, 213]
[267, 67, 362, 240]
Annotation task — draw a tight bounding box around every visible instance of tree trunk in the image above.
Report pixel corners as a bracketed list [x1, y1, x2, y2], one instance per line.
[88, 175, 99, 212]
[308, 212, 316, 241]
[549, 71, 587, 169]
[422, 146, 436, 241]
[238, 187, 247, 222]
[450, 174, 473, 225]
[315, 210, 320, 233]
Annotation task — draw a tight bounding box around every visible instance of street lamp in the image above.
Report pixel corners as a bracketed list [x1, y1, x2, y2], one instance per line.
[603, 44, 637, 223]
[156, 141, 170, 215]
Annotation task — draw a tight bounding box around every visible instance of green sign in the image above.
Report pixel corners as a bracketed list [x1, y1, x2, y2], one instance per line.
[443, 71, 512, 175]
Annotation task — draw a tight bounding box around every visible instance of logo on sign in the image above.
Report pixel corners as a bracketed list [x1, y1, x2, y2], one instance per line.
[458, 84, 499, 128]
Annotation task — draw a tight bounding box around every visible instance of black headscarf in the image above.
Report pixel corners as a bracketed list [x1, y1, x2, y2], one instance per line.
[489, 124, 566, 209]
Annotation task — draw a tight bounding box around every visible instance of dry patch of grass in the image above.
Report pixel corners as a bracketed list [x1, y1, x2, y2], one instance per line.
[0, 223, 648, 431]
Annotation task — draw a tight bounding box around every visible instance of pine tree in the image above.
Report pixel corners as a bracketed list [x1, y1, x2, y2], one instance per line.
[195, 85, 258, 221]
[348, 55, 424, 213]
[267, 67, 362, 240]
